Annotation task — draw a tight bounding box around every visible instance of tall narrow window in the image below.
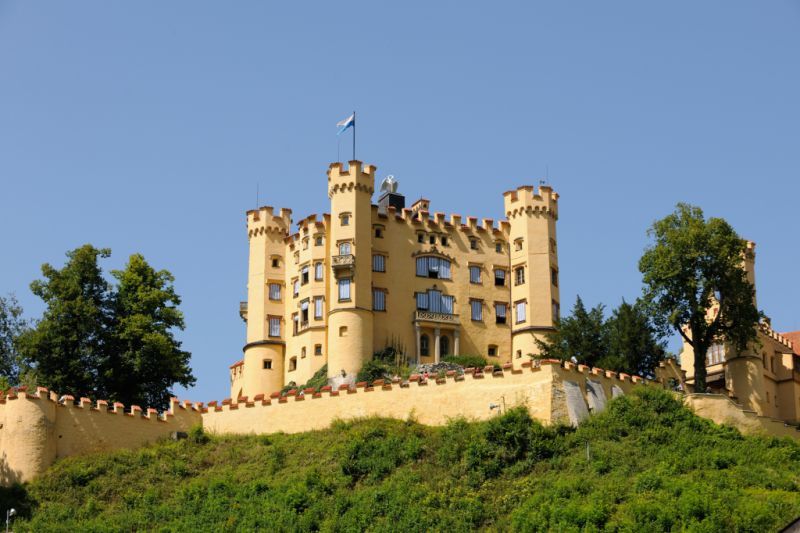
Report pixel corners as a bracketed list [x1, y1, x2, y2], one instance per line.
[338, 279, 351, 301]
[515, 301, 527, 323]
[439, 260, 451, 279]
[428, 257, 440, 278]
[315, 236, 323, 246]
[268, 317, 281, 337]
[372, 254, 386, 272]
[494, 269, 506, 286]
[300, 299, 309, 323]
[429, 290, 442, 313]
[515, 266, 525, 286]
[469, 266, 482, 284]
[552, 300, 560, 321]
[495, 242, 503, 253]
[416, 292, 429, 310]
[268, 283, 281, 301]
[470, 300, 483, 321]
[495, 303, 507, 324]
[339, 242, 351, 255]
[470, 238, 478, 250]
[301, 265, 309, 285]
[515, 239, 523, 251]
[314, 262, 323, 281]
[373, 289, 386, 311]
[293, 279, 299, 297]
[420, 335, 429, 356]
[314, 296, 324, 319]
[442, 295, 454, 314]
[551, 268, 558, 287]
[341, 214, 350, 226]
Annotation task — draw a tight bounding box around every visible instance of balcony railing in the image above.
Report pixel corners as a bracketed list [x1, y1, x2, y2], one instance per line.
[239, 301, 247, 322]
[332, 254, 355, 278]
[413, 310, 460, 325]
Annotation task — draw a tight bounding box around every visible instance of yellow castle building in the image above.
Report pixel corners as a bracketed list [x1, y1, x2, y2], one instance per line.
[230, 160, 560, 398]
[679, 241, 800, 423]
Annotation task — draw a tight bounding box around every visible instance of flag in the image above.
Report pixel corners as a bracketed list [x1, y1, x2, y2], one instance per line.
[336, 113, 355, 135]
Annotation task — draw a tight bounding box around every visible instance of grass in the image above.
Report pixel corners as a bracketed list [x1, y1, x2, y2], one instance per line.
[3, 388, 800, 531]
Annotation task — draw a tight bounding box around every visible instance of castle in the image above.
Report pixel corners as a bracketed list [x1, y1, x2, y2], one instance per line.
[231, 160, 560, 398]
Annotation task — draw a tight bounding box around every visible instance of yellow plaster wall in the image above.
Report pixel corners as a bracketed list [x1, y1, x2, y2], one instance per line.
[0, 389, 202, 485]
[685, 393, 800, 440]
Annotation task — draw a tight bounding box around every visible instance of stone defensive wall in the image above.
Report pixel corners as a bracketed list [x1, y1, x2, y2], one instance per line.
[202, 361, 647, 435]
[0, 387, 202, 485]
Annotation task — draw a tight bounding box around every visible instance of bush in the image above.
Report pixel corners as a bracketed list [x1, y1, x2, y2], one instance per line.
[356, 360, 392, 385]
[443, 355, 488, 369]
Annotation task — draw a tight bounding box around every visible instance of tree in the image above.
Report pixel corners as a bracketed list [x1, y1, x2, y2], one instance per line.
[639, 203, 761, 392]
[107, 254, 195, 409]
[604, 299, 666, 378]
[535, 296, 609, 367]
[0, 293, 30, 386]
[19, 245, 112, 398]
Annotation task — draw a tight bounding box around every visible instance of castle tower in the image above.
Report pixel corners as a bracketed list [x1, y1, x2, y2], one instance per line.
[326, 161, 376, 385]
[238, 206, 292, 398]
[503, 185, 560, 368]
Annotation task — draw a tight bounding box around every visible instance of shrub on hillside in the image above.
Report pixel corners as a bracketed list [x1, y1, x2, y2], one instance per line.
[355, 360, 392, 385]
[442, 355, 488, 369]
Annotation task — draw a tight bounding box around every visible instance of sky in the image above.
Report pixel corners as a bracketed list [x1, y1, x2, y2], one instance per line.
[1, 1, 798, 402]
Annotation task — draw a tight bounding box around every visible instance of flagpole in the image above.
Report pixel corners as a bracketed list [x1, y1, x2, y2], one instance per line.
[352, 110, 356, 161]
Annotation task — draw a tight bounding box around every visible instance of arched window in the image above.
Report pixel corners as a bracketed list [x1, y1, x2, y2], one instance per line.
[421, 334, 430, 356]
[440, 336, 450, 356]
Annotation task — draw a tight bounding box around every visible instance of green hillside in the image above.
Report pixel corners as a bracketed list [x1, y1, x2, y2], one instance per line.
[3, 388, 800, 532]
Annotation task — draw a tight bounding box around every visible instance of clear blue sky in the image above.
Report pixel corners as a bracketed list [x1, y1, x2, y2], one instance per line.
[1, 2, 798, 402]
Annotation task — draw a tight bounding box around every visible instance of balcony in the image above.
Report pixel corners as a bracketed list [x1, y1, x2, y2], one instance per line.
[413, 310, 460, 325]
[239, 301, 247, 322]
[332, 254, 355, 279]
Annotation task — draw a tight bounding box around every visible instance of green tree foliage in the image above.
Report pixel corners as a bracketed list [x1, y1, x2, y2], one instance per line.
[107, 253, 195, 409]
[19, 245, 194, 409]
[19, 245, 112, 397]
[639, 203, 761, 391]
[7, 388, 800, 531]
[0, 293, 30, 386]
[536, 296, 666, 377]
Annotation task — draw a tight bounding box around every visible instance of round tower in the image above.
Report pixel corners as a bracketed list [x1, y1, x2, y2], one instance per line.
[503, 185, 560, 368]
[326, 161, 375, 386]
[239, 206, 292, 398]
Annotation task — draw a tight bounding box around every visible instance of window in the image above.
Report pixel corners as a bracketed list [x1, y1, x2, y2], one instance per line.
[341, 214, 350, 226]
[551, 268, 558, 287]
[495, 303, 507, 324]
[315, 236, 323, 246]
[706, 344, 726, 365]
[314, 344, 322, 356]
[469, 266, 482, 284]
[294, 252, 299, 264]
[488, 345, 498, 357]
[418, 233, 425, 243]
[515, 266, 525, 286]
[338, 279, 351, 301]
[471, 300, 483, 321]
[293, 279, 299, 297]
[373, 254, 386, 272]
[516, 350, 522, 359]
[302, 238, 309, 250]
[268, 317, 281, 337]
[470, 238, 478, 250]
[271, 257, 280, 268]
[339, 242, 351, 255]
[263, 359, 272, 370]
[549, 238, 556, 253]
[441, 236, 448, 246]
[552, 300, 560, 321]
[421, 334, 429, 356]
[314, 262, 323, 281]
[300, 299, 309, 323]
[289, 357, 297, 371]
[415, 256, 451, 279]
[269, 283, 281, 301]
[495, 242, 503, 253]
[373, 289, 386, 311]
[515, 301, 527, 323]
[339, 326, 347, 337]
[314, 296, 324, 319]
[301, 347, 306, 358]
[494, 269, 506, 286]
[440, 336, 450, 356]
[515, 239, 523, 251]
[429, 235, 436, 245]
[292, 313, 298, 335]
[375, 227, 383, 238]
[416, 290, 454, 314]
[301, 265, 309, 285]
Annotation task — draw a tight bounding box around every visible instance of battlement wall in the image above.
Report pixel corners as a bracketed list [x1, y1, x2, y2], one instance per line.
[327, 161, 376, 197]
[0, 387, 202, 485]
[201, 361, 650, 436]
[246, 206, 293, 238]
[503, 185, 559, 220]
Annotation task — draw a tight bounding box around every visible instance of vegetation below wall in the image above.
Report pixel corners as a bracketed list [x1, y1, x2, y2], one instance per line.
[4, 389, 800, 531]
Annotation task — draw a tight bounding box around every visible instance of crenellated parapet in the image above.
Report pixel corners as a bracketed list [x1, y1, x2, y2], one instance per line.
[503, 185, 559, 220]
[327, 160, 376, 198]
[246, 206, 293, 238]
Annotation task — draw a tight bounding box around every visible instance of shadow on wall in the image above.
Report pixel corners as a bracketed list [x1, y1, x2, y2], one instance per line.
[0, 452, 25, 487]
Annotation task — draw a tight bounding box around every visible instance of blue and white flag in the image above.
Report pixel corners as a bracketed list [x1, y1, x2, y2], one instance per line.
[336, 113, 355, 135]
